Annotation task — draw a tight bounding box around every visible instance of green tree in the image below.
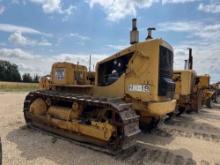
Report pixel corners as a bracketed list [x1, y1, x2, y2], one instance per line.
[33, 74, 39, 83]
[0, 60, 21, 82]
[22, 73, 33, 83]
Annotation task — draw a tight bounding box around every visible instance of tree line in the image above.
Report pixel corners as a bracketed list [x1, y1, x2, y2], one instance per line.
[0, 60, 39, 83]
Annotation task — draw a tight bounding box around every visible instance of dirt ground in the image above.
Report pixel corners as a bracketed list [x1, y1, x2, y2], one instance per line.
[1, 92, 220, 165]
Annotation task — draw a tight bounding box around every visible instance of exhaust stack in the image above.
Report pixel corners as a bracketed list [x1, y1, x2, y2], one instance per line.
[146, 27, 156, 40]
[184, 60, 188, 70]
[184, 48, 193, 70]
[130, 18, 139, 44]
[188, 48, 193, 70]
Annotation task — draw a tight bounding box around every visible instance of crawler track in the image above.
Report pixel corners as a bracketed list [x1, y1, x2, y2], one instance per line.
[115, 144, 214, 165]
[164, 127, 220, 142]
[162, 116, 220, 142]
[151, 126, 220, 143]
[23, 90, 141, 155]
[165, 119, 220, 133]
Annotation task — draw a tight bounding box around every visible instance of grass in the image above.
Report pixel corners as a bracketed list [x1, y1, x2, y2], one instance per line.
[0, 81, 38, 92]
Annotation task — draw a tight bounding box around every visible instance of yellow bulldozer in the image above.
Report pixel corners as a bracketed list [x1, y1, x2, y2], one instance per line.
[197, 74, 216, 108]
[39, 75, 51, 90]
[24, 18, 176, 154]
[212, 82, 220, 104]
[172, 48, 216, 115]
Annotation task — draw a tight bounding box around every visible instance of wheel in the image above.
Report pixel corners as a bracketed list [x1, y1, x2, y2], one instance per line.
[206, 98, 214, 108]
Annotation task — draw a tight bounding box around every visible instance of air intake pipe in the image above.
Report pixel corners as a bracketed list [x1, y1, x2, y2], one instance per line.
[184, 48, 193, 70]
[146, 27, 156, 40]
[130, 18, 139, 44]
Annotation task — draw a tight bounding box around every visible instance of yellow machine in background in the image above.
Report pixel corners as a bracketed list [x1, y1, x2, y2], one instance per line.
[173, 70, 199, 114]
[39, 65, 95, 88]
[51, 62, 89, 86]
[173, 48, 215, 115]
[24, 18, 176, 154]
[211, 82, 220, 103]
[39, 75, 51, 90]
[197, 74, 216, 108]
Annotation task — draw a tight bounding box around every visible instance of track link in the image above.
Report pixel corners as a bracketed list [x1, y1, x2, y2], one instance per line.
[23, 90, 141, 154]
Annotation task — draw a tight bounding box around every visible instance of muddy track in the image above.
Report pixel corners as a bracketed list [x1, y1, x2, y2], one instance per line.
[152, 127, 220, 143]
[25, 125, 216, 165]
[164, 119, 220, 133]
[115, 144, 215, 165]
[198, 110, 220, 121]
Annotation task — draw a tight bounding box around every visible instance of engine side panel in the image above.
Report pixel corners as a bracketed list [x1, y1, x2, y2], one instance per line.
[173, 70, 196, 97]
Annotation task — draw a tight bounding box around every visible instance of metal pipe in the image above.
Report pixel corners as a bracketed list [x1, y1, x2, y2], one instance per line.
[184, 60, 188, 70]
[188, 48, 193, 69]
[146, 27, 156, 40]
[130, 18, 139, 44]
[132, 18, 137, 30]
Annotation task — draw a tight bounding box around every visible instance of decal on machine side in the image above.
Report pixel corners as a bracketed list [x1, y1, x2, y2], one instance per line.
[128, 84, 150, 93]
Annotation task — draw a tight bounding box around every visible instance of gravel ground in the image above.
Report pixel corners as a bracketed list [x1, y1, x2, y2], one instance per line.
[1, 92, 220, 165]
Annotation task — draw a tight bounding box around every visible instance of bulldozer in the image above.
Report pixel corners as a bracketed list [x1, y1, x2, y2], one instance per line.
[39, 75, 51, 90]
[23, 18, 176, 154]
[214, 82, 220, 103]
[197, 74, 216, 108]
[201, 80, 220, 107]
[173, 48, 215, 115]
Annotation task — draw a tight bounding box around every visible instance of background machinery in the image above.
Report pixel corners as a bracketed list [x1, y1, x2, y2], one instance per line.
[211, 81, 220, 104]
[173, 48, 216, 115]
[197, 74, 215, 108]
[23, 18, 176, 154]
[173, 48, 200, 114]
[39, 75, 51, 90]
[205, 82, 220, 105]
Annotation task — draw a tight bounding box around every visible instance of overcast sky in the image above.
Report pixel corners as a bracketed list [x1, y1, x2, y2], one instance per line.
[0, 0, 219, 82]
